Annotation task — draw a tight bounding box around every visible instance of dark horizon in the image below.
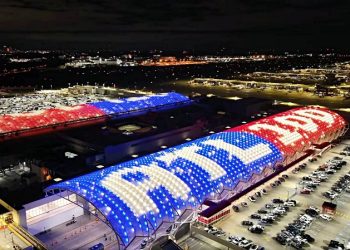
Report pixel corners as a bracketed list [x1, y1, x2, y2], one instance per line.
[1, 0, 350, 52]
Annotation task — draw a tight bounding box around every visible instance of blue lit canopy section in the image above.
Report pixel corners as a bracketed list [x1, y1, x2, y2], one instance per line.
[46, 131, 282, 246]
[89, 92, 190, 115]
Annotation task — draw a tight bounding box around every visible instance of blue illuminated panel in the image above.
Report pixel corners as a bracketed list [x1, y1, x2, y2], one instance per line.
[46, 131, 282, 245]
[89, 92, 190, 115]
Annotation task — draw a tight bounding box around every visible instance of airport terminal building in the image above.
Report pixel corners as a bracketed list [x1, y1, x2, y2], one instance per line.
[0, 92, 348, 249]
[30, 106, 347, 249]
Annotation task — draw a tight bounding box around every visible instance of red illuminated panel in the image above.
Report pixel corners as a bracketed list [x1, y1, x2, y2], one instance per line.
[0, 115, 22, 133]
[0, 104, 105, 134]
[44, 104, 105, 123]
[228, 107, 347, 159]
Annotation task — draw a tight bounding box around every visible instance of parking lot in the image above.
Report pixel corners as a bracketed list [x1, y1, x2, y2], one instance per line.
[196, 140, 350, 249]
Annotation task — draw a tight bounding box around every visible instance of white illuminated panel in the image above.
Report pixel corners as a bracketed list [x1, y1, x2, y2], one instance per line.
[101, 163, 190, 217]
[156, 145, 227, 180]
[202, 139, 272, 164]
[274, 115, 318, 132]
[294, 108, 335, 124]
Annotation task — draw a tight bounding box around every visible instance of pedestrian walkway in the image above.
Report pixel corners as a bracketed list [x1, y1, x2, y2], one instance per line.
[36, 214, 118, 250]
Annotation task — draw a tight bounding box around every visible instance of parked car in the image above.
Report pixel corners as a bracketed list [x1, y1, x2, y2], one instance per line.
[265, 203, 276, 209]
[272, 198, 284, 204]
[250, 214, 261, 219]
[242, 220, 254, 226]
[287, 199, 298, 206]
[281, 205, 290, 211]
[204, 225, 213, 232]
[249, 196, 257, 202]
[302, 176, 312, 181]
[319, 214, 333, 221]
[306, 184, 317, 189]
[273, 207, 286, 215]
[238, 239, 253, 248]
[300, 189, 311, 194]
[309, 157, 317, 162]
[328, 240, 344, 250]
[257, 208, 268, 214]
[208, 228, 220, 235]
[260, 217, 274, 224]
[241, 202, 249, 207]
[141, 239, 148, 249]
[301, 233, 315, 243]
[305, 209, 318, 217]
[248, 225, 264, 234]
[278, 177, 285, 182]
[318, 175, 328, 181]
[290, 239, 304, 249]
[303, 187, 314, 192]
[261, 189, 268, 195]
[284, 201, 296, 207]
[249, 244, 260, 250]
[275, 234, 290, 245]
[327, 170, 336, 175]
[323, 191, 338, 199]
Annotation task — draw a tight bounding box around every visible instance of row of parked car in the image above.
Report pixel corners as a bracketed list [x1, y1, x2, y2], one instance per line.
[232, 188, 269, 212]
[204, 225, 265, 250]
[275, 207, 320, 249]
[299, 157, 346, 195]
[327, 239, 350, 250]
[232, 172, 290, 212]
[340, 146, 350, 156]
[292, 162, 308, 174]
[323, 168, 350, 200]
[325, 148, 350, 250]
[0, 93, 104, 115]
[226, 235, 265, 250]
[270, 174, 289, 188]
[243, 198, 298, 235]
[275, 198, 337, 250]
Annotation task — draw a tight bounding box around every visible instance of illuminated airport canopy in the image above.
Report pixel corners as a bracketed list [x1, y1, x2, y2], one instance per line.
[0, 92, 190, 135]
[46, 107, 347, 247]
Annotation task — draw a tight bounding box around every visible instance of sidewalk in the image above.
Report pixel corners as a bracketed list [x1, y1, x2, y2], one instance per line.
[0, 228, 31, 250]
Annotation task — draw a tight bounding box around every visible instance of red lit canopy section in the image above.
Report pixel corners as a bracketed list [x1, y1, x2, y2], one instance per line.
[0, 104, 105, 134]
[228, 107, 347, 163]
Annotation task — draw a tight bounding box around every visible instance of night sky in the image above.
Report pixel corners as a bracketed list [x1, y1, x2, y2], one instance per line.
[0, 0, 349, 52]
